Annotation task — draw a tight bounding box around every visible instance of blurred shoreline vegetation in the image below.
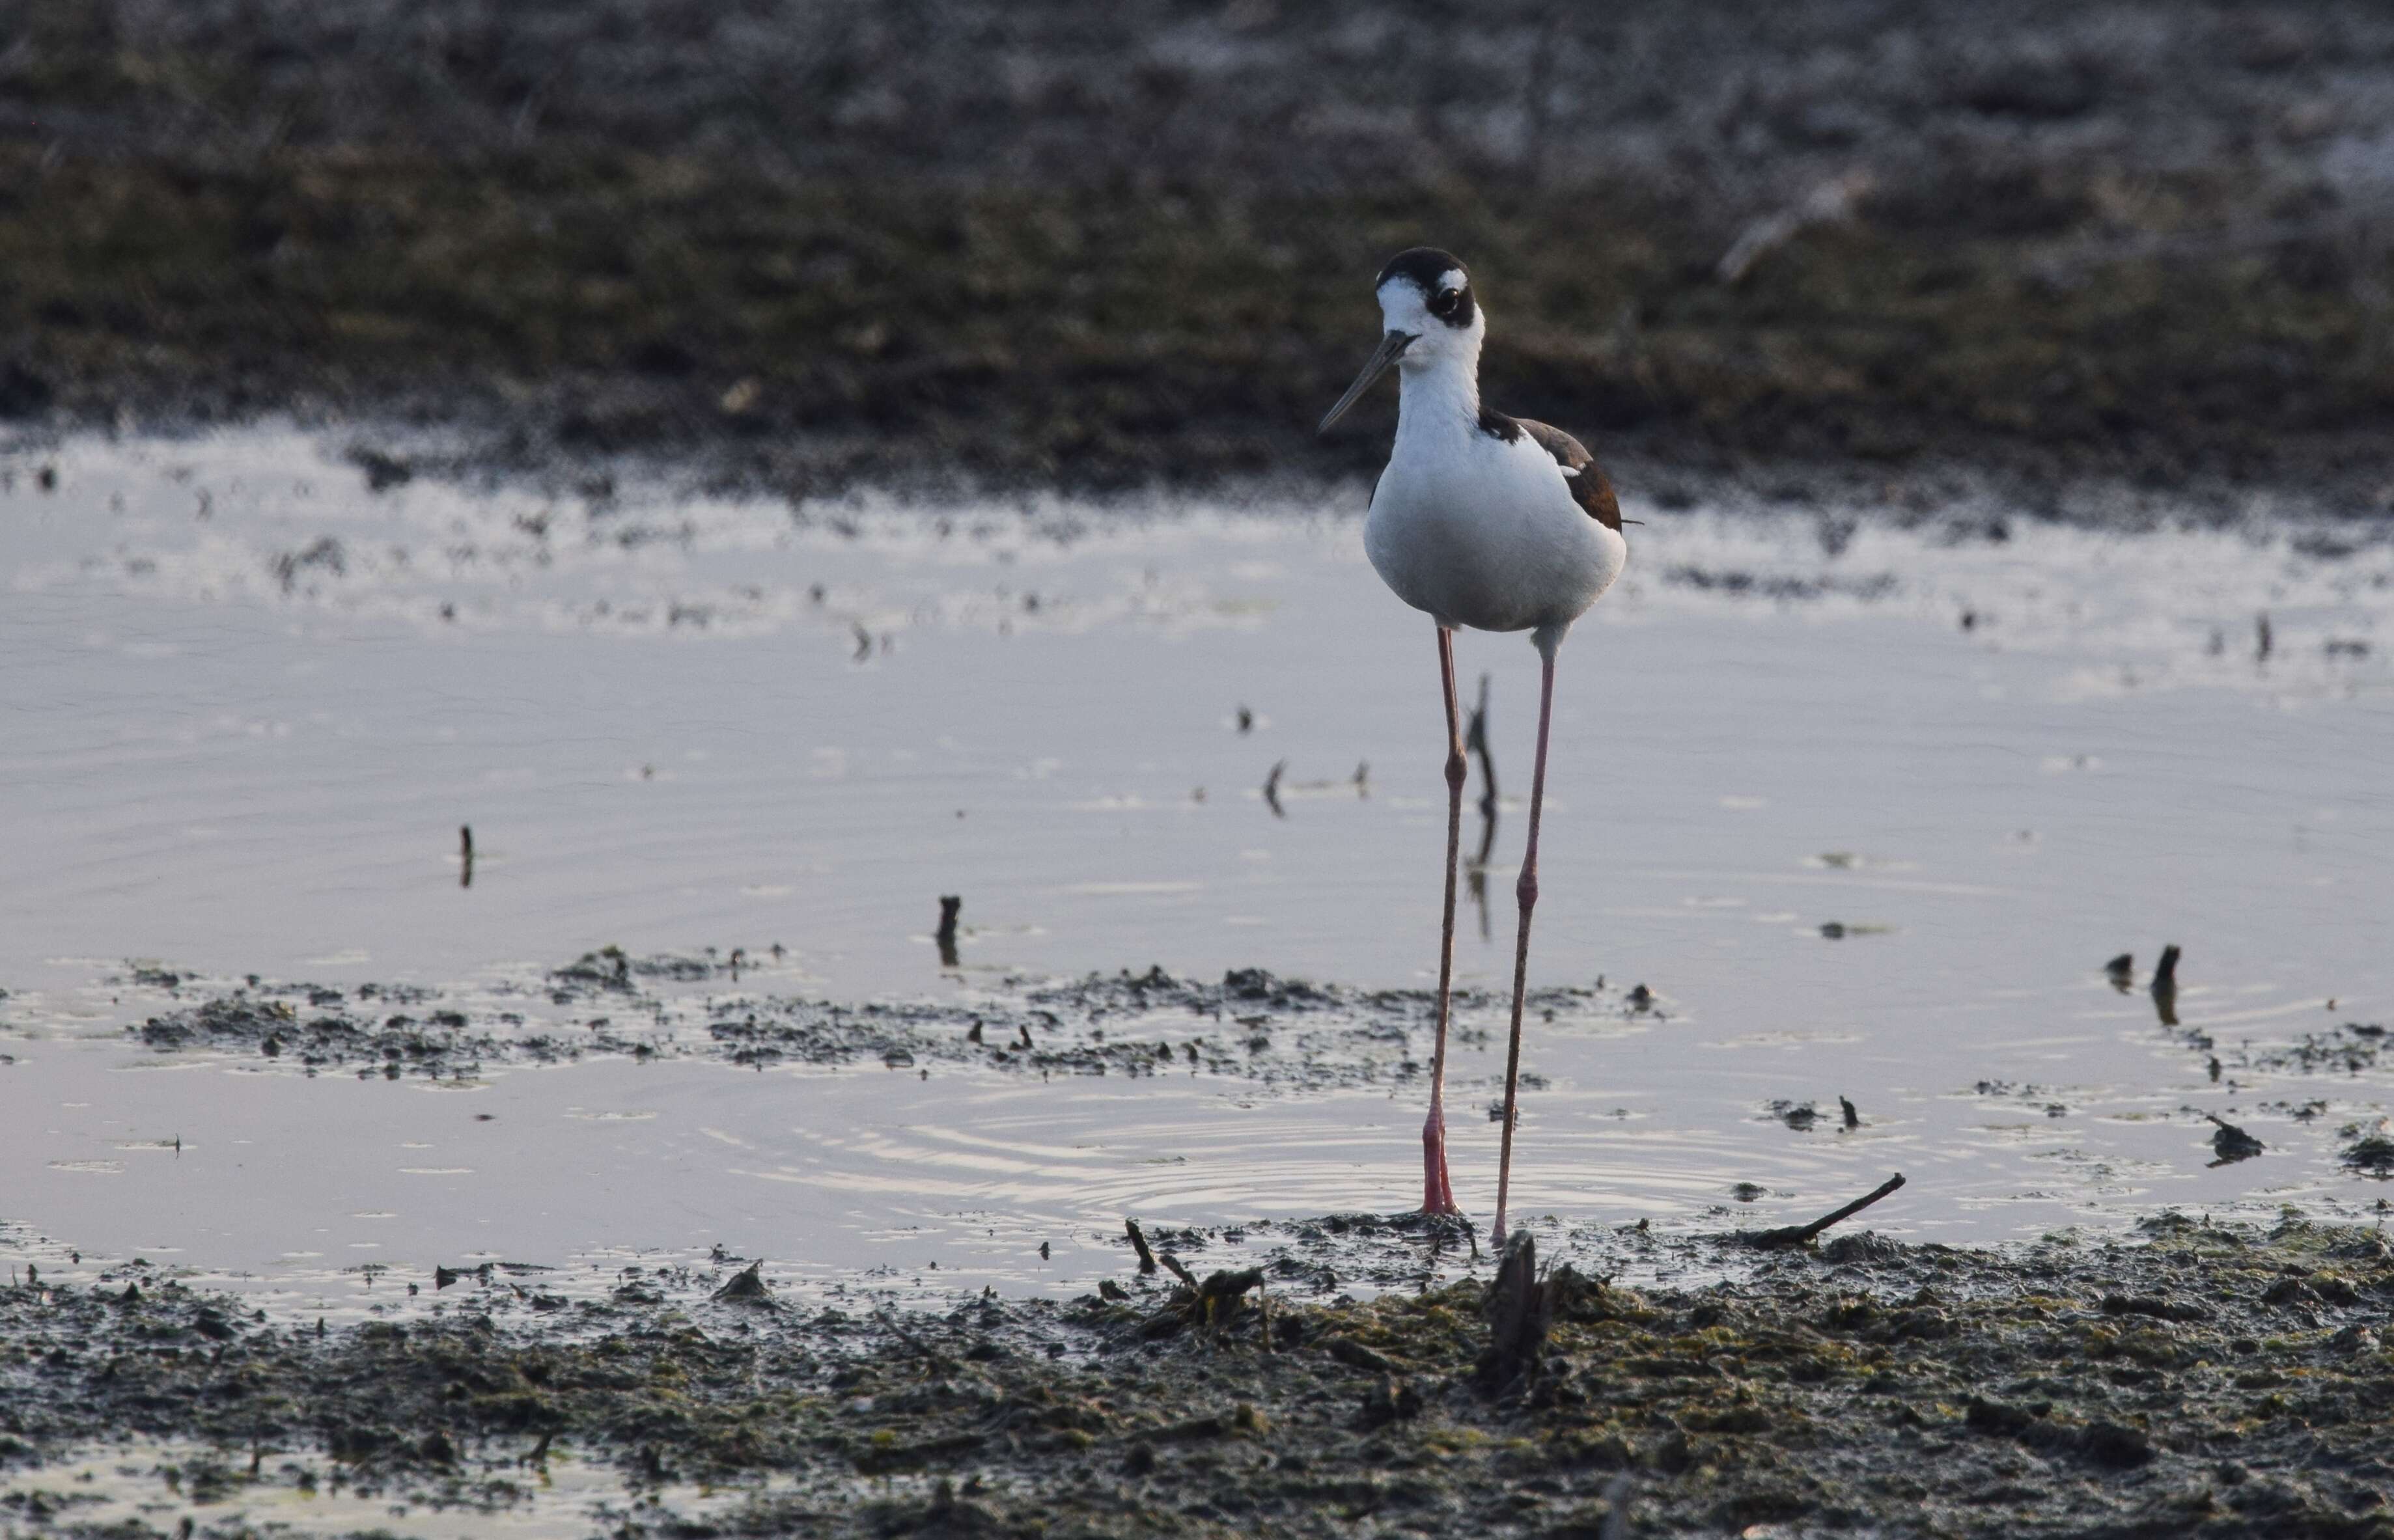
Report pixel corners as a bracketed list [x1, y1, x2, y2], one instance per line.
[3, 2, 2392, 502]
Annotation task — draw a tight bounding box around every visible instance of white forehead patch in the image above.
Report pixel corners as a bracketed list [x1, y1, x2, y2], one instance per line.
[1437, 269, 1466, 296]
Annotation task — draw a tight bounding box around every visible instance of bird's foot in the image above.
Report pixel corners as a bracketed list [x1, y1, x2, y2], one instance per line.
[1421, 1112, 1460, 1215]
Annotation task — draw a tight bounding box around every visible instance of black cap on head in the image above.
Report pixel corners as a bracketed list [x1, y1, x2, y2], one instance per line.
[1375, 247, 1475, 328]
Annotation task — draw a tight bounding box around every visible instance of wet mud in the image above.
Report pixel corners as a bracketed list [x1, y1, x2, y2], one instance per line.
[118, 955, 1656, 1094]
[8, 1216, 2394, 1537]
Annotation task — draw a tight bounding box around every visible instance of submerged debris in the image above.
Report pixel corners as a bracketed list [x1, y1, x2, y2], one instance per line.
[710, 1261, 773, 1304]
[2207, 1114, 2266, 1165]
[2245, 1022, 2389, 1076]
[118, 958, 1652, 1093]
[2343, 1132, 2394, 1177]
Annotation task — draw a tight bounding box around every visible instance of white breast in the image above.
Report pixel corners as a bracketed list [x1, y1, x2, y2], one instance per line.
[1364, 426, 1626, 638]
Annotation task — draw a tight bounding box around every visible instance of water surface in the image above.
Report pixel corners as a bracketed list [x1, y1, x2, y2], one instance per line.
[5, 428, 2392, 1307]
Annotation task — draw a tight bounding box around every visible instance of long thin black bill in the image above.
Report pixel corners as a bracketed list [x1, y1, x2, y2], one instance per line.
[1317, 330, 1415, 433]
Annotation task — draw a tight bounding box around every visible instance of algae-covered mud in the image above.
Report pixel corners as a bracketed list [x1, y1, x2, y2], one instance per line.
[8, 1217, 2394, 1538]
[8, 2, 2394, 497]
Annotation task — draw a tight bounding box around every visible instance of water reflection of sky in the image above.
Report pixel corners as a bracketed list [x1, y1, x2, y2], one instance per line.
[3, 428, 2391, 1303]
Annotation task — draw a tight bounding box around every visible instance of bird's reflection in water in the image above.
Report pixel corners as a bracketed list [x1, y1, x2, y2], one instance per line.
[1466, 673, 1499, 942]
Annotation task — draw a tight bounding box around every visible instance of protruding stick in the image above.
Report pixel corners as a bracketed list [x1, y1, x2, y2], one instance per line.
[936, 895, 962, 967]
[2152, 942, 2182, 1027]
[1744, 1172, 1906, 1249]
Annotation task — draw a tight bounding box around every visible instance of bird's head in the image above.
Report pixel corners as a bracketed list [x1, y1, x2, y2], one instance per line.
[1320, 247, 1483, 433]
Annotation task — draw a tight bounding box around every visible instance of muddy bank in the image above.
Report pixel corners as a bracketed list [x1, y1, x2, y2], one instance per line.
[8, 1215, 2394, 1537]
[5, 4, 2394, 506]
[115, 954, 1656, 1095]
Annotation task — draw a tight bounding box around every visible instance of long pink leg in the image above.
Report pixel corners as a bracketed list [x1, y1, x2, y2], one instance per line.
[1420, 625, 1464, 1215]
[1491, 641, 1559, 1246]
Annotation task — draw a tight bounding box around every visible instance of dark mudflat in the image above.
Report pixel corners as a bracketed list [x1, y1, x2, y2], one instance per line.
[7, 1215, 2394, 1537]
[122, 954, 1650, 1093]
[7, 3, 2394, 516]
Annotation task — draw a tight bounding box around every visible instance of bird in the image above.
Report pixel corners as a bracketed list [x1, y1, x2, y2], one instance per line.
[1319, 247, 1628, 1246]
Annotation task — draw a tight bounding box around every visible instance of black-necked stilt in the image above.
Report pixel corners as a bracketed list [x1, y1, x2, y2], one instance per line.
[1320, 247, 1628, 1245]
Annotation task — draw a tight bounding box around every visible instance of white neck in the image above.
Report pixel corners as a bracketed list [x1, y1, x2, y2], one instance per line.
[1395, 346, 1483, 440]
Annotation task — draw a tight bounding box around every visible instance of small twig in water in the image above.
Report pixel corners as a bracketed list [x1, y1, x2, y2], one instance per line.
[935, 895, 961, 967]
[2152, 943, 2182, 1026]
[1742, 1172, 1906, 1250]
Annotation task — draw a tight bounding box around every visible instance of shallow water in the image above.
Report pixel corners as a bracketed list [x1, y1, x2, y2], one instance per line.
[0, 1434, 845, 1540]
[5, 428, 2393, 1308]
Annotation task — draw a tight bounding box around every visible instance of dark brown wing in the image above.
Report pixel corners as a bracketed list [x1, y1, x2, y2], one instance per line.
[1512, 417, 1622, 532]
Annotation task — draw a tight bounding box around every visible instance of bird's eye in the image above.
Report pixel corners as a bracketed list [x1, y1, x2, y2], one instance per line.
[1430, 286, 1462, 317]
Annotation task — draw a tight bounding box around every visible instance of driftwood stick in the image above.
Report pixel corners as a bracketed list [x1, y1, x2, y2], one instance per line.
[2152, 943, 2182, 991]
[1158, 1252, 1202, 1292]
[1125, 1218, 1159, 1275]
[1716, 171, 1873, 284]
[1744, 1172, 1905, 1250]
